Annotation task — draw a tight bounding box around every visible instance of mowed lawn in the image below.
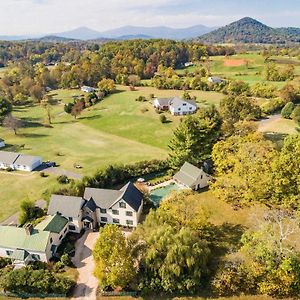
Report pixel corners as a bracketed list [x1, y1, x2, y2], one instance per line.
[0, 86, 223, 221]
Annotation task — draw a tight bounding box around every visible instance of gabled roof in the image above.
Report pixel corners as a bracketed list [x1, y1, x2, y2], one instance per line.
[118, 182, 143, 211]
[35, 214, 68, 234]
[0, 226, 50, 252]
[14, 154, 41, 167]
[155, 98, 171, 106]
[84, 182, 143, 212]
[173, 162, 206, 188]
[169, 97, 197, 109]
[0, 151, 20, 165]
[11, 249, 30, 261]
[84, 188, 122, 209]
[48, 195, 84, 218]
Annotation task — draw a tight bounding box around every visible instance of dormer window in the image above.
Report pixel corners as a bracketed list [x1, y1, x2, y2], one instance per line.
[119, 202, 126, 208]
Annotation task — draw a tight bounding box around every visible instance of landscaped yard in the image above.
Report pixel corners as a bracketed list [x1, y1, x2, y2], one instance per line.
[0, 85, 224, 222]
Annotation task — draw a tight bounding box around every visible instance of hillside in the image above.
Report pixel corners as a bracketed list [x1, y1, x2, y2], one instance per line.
[198, 17, 300, 44]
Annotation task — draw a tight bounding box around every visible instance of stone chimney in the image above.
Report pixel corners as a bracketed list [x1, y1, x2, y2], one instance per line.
[24, 223, 34, 235]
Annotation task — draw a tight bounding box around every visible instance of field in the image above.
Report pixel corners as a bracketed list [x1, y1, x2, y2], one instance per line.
[178, 52, 300, 88]
[0, 86, 224, 222]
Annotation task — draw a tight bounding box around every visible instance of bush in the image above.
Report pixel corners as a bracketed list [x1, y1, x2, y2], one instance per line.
[40, 172, 47, 178]
[135, 95, 147, 102]
[159, 114, 167, 123]
[57, 175, 69, 184]
[281, 102, 295, 119]
[291, 106, 300, 124]
[0, 257, 11, 269]
[260, 97, 285, 114]
[60, 253, 72, 267]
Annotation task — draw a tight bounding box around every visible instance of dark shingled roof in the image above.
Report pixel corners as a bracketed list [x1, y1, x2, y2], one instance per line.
[84, 182, 143, 212]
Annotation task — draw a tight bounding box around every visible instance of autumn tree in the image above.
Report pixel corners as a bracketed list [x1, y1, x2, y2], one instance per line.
[71, 101, 84, 119]
[41, 95, 54, 124]
[3, 114, 23, 135]
[97, 78, 115, 95]
[0, 97, 12, 120]
[93, 225, 136, 289]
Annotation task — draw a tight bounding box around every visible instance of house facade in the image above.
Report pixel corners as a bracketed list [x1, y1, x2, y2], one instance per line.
[0, 151, 42, 171]
[153, 97, 197, 116]
[48, 182, 144, 231]
[173, 162, 212, 190]
[0, 215, 69, 267]
[48, 195, 85, 233]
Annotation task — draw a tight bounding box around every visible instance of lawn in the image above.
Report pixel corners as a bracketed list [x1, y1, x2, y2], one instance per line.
[0, 86, 224, 221]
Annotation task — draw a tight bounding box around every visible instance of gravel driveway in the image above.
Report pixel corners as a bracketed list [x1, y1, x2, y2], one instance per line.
[71, 231, 99, 300]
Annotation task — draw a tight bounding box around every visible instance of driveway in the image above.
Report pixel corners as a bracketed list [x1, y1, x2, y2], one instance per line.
[71, 231, 99, 300]
[43, 166, 83, 180]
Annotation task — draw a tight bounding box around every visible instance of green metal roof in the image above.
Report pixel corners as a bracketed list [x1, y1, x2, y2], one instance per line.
[35, 214, 68, 234]
[0, 226, 50, 252]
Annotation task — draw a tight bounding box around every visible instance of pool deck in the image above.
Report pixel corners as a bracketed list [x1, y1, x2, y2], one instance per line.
[148, 179, 176, 192]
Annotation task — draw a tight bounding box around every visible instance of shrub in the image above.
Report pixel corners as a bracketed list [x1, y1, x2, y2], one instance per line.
[260, 97, 285, 114]
[40, 172, 47, 178]
[159, 114, 167, 123]
[135, 95, 147, 102]
[291, 106, 300, 124]
[60, 253, 72, 267]
[57, 175, 69, 184]
[281, 102, 295, 119]
[0, 257, 11, 268]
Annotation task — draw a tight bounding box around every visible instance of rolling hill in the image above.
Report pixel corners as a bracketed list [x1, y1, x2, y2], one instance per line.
[198, 17, 300, 44]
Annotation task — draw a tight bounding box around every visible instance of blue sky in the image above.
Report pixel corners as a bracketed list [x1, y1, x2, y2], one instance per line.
[0, 0, 299, 35]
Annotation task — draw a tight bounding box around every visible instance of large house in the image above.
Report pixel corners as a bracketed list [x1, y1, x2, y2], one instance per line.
[81, 86, 96, 93]
[0, 139, 5, 148]
[0, 151, 42, 172]
[0, 215, 69, 267]
[153, 97, 197, 116]
[48, 182, 144, 231]
[173, 162, 212, 190]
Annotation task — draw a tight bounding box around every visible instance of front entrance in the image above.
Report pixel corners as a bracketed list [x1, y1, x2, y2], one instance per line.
[84, 221, 92, 230]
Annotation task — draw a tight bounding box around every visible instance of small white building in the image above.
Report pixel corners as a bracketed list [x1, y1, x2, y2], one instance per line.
[0, 139, 5, 148]
[208, 76, 224, 84]
[0, 151, 42, 172]
[81, 86, 96, 93]
[173, 162, 212, 190]
[153, 97, 197, 116]
[184, 62, 194, 67]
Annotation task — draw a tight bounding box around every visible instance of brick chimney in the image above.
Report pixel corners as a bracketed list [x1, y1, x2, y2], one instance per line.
[24, 223, 34, 235]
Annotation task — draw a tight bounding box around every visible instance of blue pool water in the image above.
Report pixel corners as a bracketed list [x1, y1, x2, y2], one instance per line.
[149, 183, 181, 206]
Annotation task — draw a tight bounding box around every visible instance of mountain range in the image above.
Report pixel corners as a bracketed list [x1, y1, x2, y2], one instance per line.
[198, 17, 300, 44]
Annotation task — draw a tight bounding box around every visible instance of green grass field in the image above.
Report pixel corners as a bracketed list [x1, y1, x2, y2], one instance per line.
[177, 52, 300, 88]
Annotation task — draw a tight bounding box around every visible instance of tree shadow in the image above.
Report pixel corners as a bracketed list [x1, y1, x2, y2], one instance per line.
[79, 114, 102, 121]
[20, 133, 48, 138]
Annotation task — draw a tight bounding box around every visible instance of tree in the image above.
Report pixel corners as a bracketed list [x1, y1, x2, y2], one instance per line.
[0, 97, 12, 120]
[280, 84, 298, 103]
[93, 225, 136, 289]
[71, 101, 84, 119]
[3, 114, 23, 135]
[159, 114, 167, 123]
[64, 102, 74, 114]
[19, 199, 44, 225]
[41, 95, 54, 124]
[291, 106, 300, 124]
[97, 78, 115, 95]
[227, 80, 250, 95]
[281, 102, 295, 119]
[168, 106, 221, 169]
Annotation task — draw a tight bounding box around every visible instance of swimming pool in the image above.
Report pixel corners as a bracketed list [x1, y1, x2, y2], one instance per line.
[149, 183, 182, 206]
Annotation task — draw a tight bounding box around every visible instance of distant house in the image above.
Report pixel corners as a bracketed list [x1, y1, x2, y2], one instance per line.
[208, 76, 224, 84]
[173, 162, 212, 190]
[184, 62, 194, 67]
[81, 86, 96, 93]
[0, 215, 69, 267]
[0, 151, 42, 172]
[153, 97, 197, 116]
[48, 195, 85, 233]
[0, 139, 5, 148]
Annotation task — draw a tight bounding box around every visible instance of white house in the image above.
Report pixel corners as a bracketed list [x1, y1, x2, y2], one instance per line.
[83, 182, 143, 229]
[0, 139, 5, 148]
[173, 162, 212, 190]
[0, 215, 69, 267]
[81, 86, 96, 93]
[208, 76, 224, 84]
[0, 151, 42, 172]
[153, 97, 197, 116]
[48, 195, 85, 233]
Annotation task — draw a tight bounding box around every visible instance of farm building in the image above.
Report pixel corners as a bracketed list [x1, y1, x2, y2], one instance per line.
[0, 151, 42, 171]
[81, 86, 96, 93]
[208, 76, 224, 84]
[173, 162, 212, 190]
[153, 97, 197, 116]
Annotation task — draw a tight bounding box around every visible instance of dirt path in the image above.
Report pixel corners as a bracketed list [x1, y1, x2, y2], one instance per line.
[71, 231, 99, 300]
